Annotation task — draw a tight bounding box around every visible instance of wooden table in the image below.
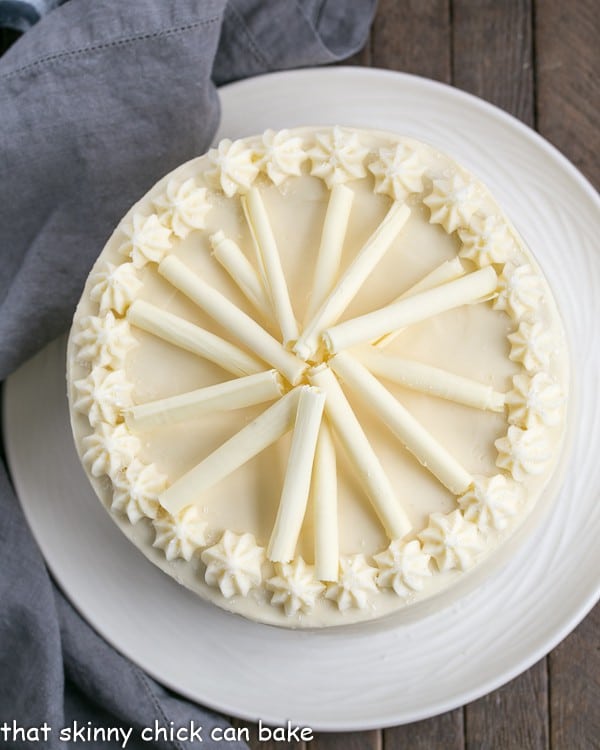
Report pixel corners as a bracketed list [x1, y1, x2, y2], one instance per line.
[2, 2, 598, 747]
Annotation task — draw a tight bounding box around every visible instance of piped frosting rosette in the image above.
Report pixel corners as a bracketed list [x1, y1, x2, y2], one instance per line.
[67, 126, 568, 628]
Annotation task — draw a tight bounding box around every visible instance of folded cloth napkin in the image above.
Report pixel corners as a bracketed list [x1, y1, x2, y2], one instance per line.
[0, 2, 375, 748]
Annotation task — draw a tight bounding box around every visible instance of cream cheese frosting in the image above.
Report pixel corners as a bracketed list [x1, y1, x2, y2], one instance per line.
[325, 554, 379, 611]
[257, 129, 307, 186]
[267, 557, 325, 616]
[458, 474, 522, 533]
[89, 262, 143, 315]
[119, 213, 172, 268]
[201, 531, 265, 598]
[419, 510, 484, 572]
[205, 138, 259, 197]
[308, 126, 370, 187]
[112, 458, 166, 524]
[423, 173, 481, 233]
[73, 366, 133, 426]
[374, 539, 432, 599]
[458, 213, 517, 267]
[72, 312, 138, 369]
[81, 422, 140, 479]
[494, 261, 544, 320]
[368, 142, 427, 201]
[153, 178, 211, 239]
[67, 126, 569, 629]
[153, 506, 208, 562]
[508, 319, 554, 372]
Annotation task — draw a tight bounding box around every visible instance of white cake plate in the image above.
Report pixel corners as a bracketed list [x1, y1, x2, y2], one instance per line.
[4, 68, 600, 730]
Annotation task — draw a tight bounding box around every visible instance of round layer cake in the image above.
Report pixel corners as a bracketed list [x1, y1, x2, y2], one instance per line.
[67, 126, 569, 628]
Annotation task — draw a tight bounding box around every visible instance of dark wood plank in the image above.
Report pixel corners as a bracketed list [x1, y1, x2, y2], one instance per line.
[549, 603, 600, 750]
[535, 0, 600, 187]
[384, 709, 464, 750]
[371, 0, 451, 83]
[312, 730, 381, 750]
[464, 659, 549, 750]
[452, 0, 535, 125]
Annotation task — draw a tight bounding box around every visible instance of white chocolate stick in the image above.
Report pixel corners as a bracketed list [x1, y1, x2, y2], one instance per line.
[210, 231, 272, 321]
[330, 352, 473, 495]
[268, 387, 326, 563]
[312, 420, 339, 581]
[242, 187, 299, 344]
[323, 266, 498, 355]
[294, 202, 411, 360]
[127, 300, 263, 377]
[374, 257, 465, 347]
[354, 349, 505, 412]
[159, 387, 301, 515]
[304, 184, 355, 323]
[158, 255, 307, 386]
[308, 364, 412, 540]
[126, 369, 284, 431]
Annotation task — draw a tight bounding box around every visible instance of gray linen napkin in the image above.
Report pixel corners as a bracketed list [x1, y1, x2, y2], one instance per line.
[0, 1, 375, 747]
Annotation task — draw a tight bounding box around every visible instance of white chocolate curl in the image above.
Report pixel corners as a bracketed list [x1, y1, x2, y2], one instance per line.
[210, 231, 272, 320]
[330, 352, 473, 495]
[159, 387, 301, 515]
[308, 364, 412, 540]
[374, 257, 466, 347]
[312, 421, 339, 581]
[127, 300, 263, 377]
[242, 188, 299, 344]
[294, 202, 411, 359]
[268, 387, 326, 563]
[126, 369, 284, 431]
[355, 349, 505, 413]
[323, 266, 498, 354]
[158, 255, 307, 386]
[304, 184, 355, 322]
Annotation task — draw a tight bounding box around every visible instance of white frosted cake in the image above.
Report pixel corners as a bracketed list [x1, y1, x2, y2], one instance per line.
[67, 126, 568, 628]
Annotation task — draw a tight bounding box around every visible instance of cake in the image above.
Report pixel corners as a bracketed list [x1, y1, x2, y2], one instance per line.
[67, 126, 568, 627]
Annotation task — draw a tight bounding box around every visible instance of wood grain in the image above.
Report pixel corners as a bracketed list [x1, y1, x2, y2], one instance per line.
[384, 709, 464, 750]
[371, 0, 451, 82]
[312, 730, 381, 750]
[452, 0, 535, 125]
[549, 603, 600, 750]
[464, 659, 549, 749]
[535, 0, 600, 187]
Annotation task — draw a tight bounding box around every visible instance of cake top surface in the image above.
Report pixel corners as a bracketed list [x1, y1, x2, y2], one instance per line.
[67, 126, 568, 628]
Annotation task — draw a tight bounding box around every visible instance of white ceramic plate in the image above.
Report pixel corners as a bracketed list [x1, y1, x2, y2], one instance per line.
[3, 68, 600, 730]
